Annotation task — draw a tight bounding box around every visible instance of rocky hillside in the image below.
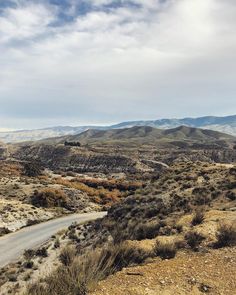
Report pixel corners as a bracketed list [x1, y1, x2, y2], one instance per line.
[4, 161, 235, 295]
[67, 125, 234, 145]
[112, 115, 236, 136]
[11, 126, 236, 173]
[0, 115, 236, 143]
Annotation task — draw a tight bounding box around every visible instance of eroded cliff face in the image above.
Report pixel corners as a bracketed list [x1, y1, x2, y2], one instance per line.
[12, 145, 140, 173]
[158, 148, 236, 165]
[12, 142, 236, 175]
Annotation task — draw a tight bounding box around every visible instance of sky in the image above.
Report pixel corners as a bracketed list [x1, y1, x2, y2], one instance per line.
[0, 0, 236, 129]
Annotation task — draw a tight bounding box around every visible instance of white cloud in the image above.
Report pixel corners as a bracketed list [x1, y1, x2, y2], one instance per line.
[0, 3, 55, 44]
[0, 0, 235, 128]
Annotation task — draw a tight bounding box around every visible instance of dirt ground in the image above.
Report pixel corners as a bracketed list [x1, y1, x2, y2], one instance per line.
[90, 246, 236, 295]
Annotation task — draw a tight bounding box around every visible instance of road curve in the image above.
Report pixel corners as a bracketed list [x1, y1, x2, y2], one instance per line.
[0, 211, 106, 268]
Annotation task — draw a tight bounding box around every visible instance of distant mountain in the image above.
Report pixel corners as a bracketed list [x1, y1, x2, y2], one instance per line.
[110, 115, 236, 134]
[63, 125, 235, 147]
[0, 115, 236, 143]
[0, 126, 105, 143]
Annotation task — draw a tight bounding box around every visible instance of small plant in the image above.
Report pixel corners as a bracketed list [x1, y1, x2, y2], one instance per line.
[54, 238, 61, 249]
[214, 222, 236, 248]
[23, 260, 34, 269]
[7, 274, 17, 282]
[30, 188, 70, 209]
[23, 161, 42, 177]
[154, 240, 177, 259]
[185, 231, 205, 251]
[59, 246, 77, 266]
[26, 219, 39, 226]
[36, 247, 48, 257]
[23, 249, 35, 260]
[0, 227, 11, 237]
[191, 209, 205, 226]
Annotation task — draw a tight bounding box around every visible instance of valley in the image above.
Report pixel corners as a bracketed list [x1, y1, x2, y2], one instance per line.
[0, 125, 235, 294]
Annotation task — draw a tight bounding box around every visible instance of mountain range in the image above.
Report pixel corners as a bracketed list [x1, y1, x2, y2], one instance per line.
[63, 125, 234, 145]
[0, 115, 236, 143]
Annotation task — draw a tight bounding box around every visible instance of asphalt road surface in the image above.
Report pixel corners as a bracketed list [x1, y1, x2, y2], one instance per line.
[0, 211, 106, 267]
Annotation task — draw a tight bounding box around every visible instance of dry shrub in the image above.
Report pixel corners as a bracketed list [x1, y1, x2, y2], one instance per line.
[135, 222, 160, 240]
[23, 249, 35, 260]
[36, 247, 48, 258]
[185, 231, 205, 251]
[53, 177, 123, 205]
[154, 240, 177, 259]
[59, 246, 77, 266]
[0, 161, 22, 177]
[214, 222, 236, 248]
[191, 209, 205, 226]
[30, 188, 70, 209]
[23, 161, 42, 177]
[26, 242, 151, 295]
[0, 227, 11, 236]
[73, 177, 143, 192]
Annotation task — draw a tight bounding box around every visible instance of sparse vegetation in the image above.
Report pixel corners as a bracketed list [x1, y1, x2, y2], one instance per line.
[214, 222, 236, 248]
[27, 242, 151, 295]
[154, 240, 177, 259]
[185, 231, 205, 251]
[191, 209, 205, 226]
[59, 246, 77, 266]
[0, 227, 11, 236]
[23, 161, 42, 177]
[30, 188, 70, 209]
[0, 145, 236, 295]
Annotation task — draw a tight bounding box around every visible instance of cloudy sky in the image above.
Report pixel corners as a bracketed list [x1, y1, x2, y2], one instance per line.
[0, 0, 235, 129]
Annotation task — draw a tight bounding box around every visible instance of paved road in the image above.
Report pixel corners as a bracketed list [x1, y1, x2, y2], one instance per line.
[0, 211, 106, 267]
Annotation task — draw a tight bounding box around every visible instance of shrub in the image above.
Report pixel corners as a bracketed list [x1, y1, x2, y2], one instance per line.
[26, 219, 39, 226]
[26, 242, 151, 295]
[225, 191, 236, 201]
[191, 209, 205, 226]
[154, 240, 177, 259]
[36, 247, 48, 257]
[23, 161, 42, 177]
[24, 249, 35, 260]
[54, 238, 60, 249]
[59, 246, 77, 266]
[102, 242, 150, 271]
[7, 274, 17, 282]
[0, 227, 11, 236]
[23, 261, 34, 269]
[135, 222, 160, 240]
[185, 231, 205, 251]
[30, 189, 70, 209]
[214, 222, 236, 248]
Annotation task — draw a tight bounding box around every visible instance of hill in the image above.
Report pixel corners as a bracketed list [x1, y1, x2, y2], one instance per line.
[62, 125, 235, 146]
[111, 115, 236, 135]
[0, 115, 236, 143]
[10, 126, 236, 175]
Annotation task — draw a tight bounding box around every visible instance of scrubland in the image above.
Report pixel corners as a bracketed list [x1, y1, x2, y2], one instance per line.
[1, 161, 235, 295]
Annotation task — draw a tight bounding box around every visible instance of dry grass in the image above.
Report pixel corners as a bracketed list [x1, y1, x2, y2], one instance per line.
[214, 221, 236, 248]
[26, 242, 151, 295]
[59, 246, 77, 266]
[185, 231, 205, 251]
[191, 208, 205, 226]
[154, 240, 177, 260]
